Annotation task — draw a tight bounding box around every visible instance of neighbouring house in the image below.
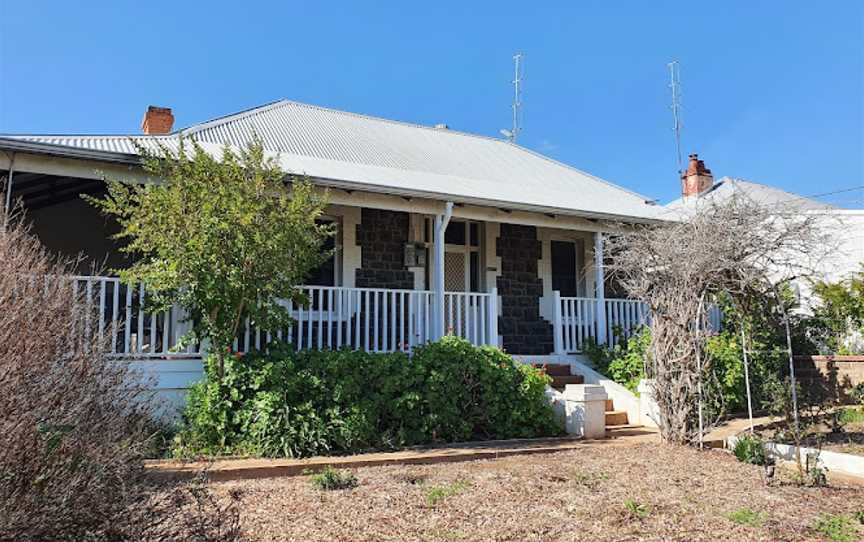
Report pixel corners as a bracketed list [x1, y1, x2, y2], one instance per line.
[1, 100, 667, 422]
[667, 153, 864, 309]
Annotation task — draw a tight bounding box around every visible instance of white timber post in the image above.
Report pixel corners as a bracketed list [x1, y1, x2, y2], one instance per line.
[552, 290, 564, 354]
[593, 232, 607, 345]
[487, 286, 499, 346]
[433, 202, 454, 340]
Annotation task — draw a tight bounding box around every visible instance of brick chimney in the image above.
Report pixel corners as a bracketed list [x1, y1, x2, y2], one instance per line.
[141, 106, 174, 135]
[680, 153, 713, 197]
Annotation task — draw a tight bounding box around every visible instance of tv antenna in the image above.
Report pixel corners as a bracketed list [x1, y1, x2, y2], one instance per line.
[668, 60, 684, 174]
[500, 53, 524, 143]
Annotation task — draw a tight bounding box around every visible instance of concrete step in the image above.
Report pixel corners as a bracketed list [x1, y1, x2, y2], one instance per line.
[549, 374, 585, 390]
[531, 363, 572, 376]
[605, 410, 629, 426]
[605, 424, 652, 438]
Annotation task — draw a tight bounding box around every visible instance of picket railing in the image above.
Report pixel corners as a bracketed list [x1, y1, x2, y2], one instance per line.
[553, 291, 721, 354]
[71, 276, 498, 358]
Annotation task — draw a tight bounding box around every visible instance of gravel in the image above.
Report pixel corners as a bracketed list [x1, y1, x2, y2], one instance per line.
[209, 443, 864, 541]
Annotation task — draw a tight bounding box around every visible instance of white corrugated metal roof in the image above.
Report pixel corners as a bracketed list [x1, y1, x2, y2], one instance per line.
[3, 99, 664, 221]
[666, 177, 837, 212]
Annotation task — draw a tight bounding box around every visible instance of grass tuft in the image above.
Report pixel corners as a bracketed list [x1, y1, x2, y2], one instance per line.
[311, 466, 358, 491]
[424, 480, 470, 506]
[726, 507, 767, 526]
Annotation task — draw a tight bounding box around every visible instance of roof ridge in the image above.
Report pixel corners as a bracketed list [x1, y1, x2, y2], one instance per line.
[183, 98, 517, 145]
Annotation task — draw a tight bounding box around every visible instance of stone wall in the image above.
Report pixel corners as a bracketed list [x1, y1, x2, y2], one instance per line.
[496, 224, 554, 355]
[794, 355, 864, 403]
[355, 208, 414, 290]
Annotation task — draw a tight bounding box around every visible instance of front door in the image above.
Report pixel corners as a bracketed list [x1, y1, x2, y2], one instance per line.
[551, 240, 579, 297]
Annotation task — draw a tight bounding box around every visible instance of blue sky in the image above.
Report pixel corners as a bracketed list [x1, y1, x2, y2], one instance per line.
[1, 1, 862, 206]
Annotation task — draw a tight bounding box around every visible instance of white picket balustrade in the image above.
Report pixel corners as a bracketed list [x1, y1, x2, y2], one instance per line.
[69, 277, 498, 358]
[553, 291, 721, 354]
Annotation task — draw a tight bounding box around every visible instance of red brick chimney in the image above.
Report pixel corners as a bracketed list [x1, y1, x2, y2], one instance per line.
[680, 153, 714, 197]
[141, 106, 174, 135]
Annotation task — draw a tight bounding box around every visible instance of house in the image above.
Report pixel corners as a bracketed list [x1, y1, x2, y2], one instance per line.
[0, 99, 668, 355]
[1, 100, 671, 421]
[667, 153, 864, 307]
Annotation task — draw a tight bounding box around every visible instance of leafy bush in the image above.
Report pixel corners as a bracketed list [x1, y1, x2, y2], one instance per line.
[813, 513, 859, 542]
[173, 336, 562, 458]
[851, 383, 864, 406]
[311, 466, 358, 490]
[808, 268, 864, 355]
[0, 213, 239, 541]
[732, 434, 768, 466]
[583, 327, 650, 393]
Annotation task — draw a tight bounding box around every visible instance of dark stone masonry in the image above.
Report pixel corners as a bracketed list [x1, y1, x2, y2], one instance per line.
[496, 224, 554, 355]
[355, 208, 414, 290]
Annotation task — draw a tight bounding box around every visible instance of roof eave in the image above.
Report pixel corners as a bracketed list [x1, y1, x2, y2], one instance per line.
[0, 138, 665, 224]
[0, 137, 140, 165]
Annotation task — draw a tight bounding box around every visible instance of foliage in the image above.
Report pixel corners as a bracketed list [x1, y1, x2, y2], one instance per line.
[583, 327, 650, 393]
[424, 480, 470, 506]
[813, 514, 859, 542]
[808, 267, 864, 355]
[726, 508, 767, 527]
[88, 137, 333, 376]
[704, 295, 792, 414]
[0, 212, 239, 541]
[311, 467, 358, 490]
[606, 194, 828, 445]
[172, 336, 562, 458]
[623, 499, 650, 521]
[851, 383, 864, 406]
[837, 407, 864, 425]
[732, 434, 768, 466]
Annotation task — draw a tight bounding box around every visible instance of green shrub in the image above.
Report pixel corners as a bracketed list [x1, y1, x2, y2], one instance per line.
[838, 407, 864, 425]
[583, 327, 650, 393]
[732, 434, 768, 466]
[851, 383, 864, 406]
[172, 336, 562, 458]
[311, 466, 358, 490]
[813, 514, 858, 542]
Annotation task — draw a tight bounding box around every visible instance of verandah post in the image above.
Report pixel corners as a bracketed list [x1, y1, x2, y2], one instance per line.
[593, 232, 607, 345]
[432, 202, 454, 340]
[487, 287, 498, 347]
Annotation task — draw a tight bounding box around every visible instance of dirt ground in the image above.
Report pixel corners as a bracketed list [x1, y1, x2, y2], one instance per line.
[208, 442, 864, 541]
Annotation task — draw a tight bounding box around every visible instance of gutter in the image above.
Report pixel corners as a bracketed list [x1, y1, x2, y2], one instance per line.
[0, 137, 140, 165]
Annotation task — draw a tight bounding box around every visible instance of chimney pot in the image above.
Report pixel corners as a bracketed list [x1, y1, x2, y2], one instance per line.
[680, 152, 714, 198]
[141, 106, 174, 135]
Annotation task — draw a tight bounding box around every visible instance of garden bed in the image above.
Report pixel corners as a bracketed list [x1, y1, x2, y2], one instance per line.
[203, 442, 864, 541]
[755, 407, 864, 458]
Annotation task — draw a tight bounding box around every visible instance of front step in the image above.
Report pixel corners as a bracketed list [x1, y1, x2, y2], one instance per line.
[549, 374, 585, 390]
[605, 410, 629, 426]
[530, 363, 572, 377]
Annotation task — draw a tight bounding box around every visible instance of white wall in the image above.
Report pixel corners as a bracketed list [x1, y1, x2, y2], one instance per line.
[797, 211, 864, 309]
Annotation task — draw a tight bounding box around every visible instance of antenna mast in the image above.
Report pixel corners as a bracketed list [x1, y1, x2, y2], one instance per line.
[668, 60, 684, 174]
[509, 53, 524, 142]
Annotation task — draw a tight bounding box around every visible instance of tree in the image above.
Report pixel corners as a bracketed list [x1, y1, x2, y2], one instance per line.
[606, 194, 830, 444]
[89, 138, 333, 377]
